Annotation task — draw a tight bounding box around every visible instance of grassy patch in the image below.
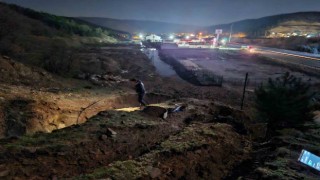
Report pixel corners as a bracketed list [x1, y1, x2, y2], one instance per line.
[75, 123, 245, 179]
[258, 158, 314, 180]
[160, 125, 217, 153]
[2, 127, 86, 150]
[76, 160, 147, 180]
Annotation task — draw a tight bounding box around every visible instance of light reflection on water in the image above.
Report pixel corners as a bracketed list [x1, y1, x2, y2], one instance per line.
[143, 48, 177, 77]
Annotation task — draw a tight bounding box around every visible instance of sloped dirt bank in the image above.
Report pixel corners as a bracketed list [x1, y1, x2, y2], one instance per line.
[77, 123, 251, 180]
[2, 93, 169, 138]
[0, 105, 188, 179]
[226, 125, 320, 180]
[0, 99, 252, 179]
[158, 51, 223, 86]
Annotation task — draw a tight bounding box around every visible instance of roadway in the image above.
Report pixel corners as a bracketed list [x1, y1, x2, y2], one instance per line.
[228, 43, 320, 70]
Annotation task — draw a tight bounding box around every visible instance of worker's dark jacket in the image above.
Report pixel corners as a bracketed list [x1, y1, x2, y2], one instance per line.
[135, 81, 146, 94]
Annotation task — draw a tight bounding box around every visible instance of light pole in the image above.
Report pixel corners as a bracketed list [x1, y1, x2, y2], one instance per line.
[229, 23, 233, 43]
[216, 33, 220, 47]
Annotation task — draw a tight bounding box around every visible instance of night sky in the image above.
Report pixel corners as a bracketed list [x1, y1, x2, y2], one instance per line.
[1, 0, 320, 26]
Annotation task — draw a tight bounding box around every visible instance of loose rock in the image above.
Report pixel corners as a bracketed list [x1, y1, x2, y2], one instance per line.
[106, 128, 117, 138]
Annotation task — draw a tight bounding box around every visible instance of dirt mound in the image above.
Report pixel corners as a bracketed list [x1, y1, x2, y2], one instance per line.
[73, 48, 157, 81]
[233, 126, 320, 180]
[142, 106, 167, 118]
[0, 98, 252, 179]
[0, 109, 188, 179]
[78, 123, 251, 180]
[4, 98, 62, 137]
[0, 56, 58, 87]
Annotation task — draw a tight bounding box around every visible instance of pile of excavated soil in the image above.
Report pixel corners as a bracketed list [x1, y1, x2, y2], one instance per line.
[0, 56, 59, 87]
[0, 99, 252, 179]
[80, 123, 250, 180]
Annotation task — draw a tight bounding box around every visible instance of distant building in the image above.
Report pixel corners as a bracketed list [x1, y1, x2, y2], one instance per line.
[145, 34, 162, 42]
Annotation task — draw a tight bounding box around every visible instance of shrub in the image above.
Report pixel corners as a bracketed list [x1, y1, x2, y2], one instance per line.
[41, 39, 73, 75]
[255, 72, 314, 137]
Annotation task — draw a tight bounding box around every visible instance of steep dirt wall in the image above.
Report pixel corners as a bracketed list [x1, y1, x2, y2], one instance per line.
[0, 106, 5, 139]
[1, 93, 169, 138]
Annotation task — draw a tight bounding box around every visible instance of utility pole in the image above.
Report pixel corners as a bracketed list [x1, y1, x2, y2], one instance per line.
[229, 23, 233, 43]
[216, 33, 220, 47]
[240, 73, 248, 110]
[215, 29, 222, 47]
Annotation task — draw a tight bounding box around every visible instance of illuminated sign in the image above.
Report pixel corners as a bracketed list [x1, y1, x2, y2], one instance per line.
[215, 29, 223, 34]
[298, 149, 320, 171]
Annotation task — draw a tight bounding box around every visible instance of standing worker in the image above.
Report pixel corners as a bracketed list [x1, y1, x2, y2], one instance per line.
[132, 79, 148, 107]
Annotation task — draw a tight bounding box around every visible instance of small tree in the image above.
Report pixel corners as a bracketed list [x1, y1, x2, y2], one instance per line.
[255, 72, 314, 137]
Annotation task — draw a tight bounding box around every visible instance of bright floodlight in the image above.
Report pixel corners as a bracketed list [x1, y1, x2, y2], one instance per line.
[249, 48, 255, 53]
[169, 35, 174, 39]
[139, 34, 144, 39]
[186, 36, 190, 39]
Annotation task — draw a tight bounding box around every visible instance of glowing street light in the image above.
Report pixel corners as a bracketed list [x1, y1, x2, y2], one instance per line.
[221, 38, 227, 46]
[169, 35, 174, 39]
[139, 34, 144, 39]
[186, 35, 190, 39]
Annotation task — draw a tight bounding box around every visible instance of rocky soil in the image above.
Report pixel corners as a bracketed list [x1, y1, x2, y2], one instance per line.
[0, 44, 319, 179]
[0, 99, 252, 179]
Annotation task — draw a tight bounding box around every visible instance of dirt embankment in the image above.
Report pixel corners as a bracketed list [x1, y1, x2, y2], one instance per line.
[0, 99, 252, 179]
[0, 56, 59, 87]
[0, 45, 163, 138]
[0, 86, 169, 138]
[4, 43, 316, 179]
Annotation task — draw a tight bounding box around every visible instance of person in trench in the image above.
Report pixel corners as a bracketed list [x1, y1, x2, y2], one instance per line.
[131, 79, 148, 108]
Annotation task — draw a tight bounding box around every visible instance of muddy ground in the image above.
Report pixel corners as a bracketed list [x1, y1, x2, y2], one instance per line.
[0, 99, 253, 179]
[0, 44, 319, 179]
[0, 45, 253, 180]
[0, 49, 246, 138]
[160, 48, 320, 87]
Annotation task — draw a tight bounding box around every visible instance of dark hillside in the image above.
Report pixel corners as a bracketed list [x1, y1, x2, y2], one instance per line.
[208, 12, 320, 37]
[80, 12, 320, 36]
[79, 17, 203, 34]
[0, 2, 128, 75]
[2, 2, 130, 39]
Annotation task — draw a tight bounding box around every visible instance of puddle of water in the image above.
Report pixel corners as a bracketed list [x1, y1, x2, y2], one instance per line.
[143, 48, 177, 77]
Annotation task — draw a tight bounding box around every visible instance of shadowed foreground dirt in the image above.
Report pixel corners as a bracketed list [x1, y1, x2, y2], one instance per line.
[0, 45, 319, 179]
[0, 99, 251, 179]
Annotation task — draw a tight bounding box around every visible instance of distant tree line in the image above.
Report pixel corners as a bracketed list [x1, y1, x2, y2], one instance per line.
[6, 4, 107, 37]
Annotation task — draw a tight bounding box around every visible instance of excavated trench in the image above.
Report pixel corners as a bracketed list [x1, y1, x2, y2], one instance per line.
[2, 93, 169, 138]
